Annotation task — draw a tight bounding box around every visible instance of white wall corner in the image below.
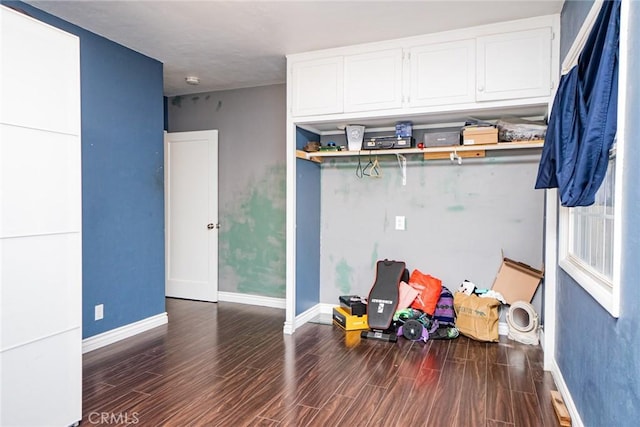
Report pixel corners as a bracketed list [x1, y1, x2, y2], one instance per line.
[283, 321, 295, 335]
[218, 291, 286, 309]
[550, 359, 584, 427]
[544, 187, 559, 370]
[82, 312, 168, 354]
[319, 303, 335, 316]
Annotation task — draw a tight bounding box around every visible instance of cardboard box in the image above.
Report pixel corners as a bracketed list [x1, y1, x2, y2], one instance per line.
[453, 292, 500, 342]
[462, 126, 498, 145]
[491, 257, 544, 305]
[423, 129, 460, 147]
[332, 306, 369, 331]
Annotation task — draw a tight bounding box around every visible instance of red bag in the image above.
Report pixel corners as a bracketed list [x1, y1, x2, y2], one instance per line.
[408, 269, 442, 315]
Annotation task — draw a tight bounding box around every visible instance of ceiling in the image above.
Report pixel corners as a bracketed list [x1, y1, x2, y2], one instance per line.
[26, 0, 564, 97]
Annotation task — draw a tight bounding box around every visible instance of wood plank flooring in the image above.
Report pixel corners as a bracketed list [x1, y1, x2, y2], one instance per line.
[82, 298, 560, 426]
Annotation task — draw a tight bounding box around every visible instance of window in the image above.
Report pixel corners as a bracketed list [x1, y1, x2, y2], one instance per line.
[559, 144, 620, 317]
[555, 0, 626, 319]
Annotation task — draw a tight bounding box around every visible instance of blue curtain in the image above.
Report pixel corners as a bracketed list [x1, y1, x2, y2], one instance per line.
[535, 0, 620, 207]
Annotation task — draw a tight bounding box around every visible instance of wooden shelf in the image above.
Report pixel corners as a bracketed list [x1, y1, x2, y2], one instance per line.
[296, 140, 544, 163]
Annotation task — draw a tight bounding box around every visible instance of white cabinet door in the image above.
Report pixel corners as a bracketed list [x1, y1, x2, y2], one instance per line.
[476, 27, 552, 101]
[0, 6, 80, 134]
[291, 56, 343, 116]
[344, 48, 403, 112]
[1, 6, 81, 427]
[408, 39, 476, 107]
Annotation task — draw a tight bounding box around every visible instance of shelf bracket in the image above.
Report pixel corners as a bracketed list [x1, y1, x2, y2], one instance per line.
[396, 153, 407, 186]
[296, 149, 321, 164]
[450, 151, 463, 165]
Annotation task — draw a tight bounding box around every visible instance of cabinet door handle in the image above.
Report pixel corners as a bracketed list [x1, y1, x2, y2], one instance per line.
[478, 85, 485, 92]
[207, 223, 221, 230]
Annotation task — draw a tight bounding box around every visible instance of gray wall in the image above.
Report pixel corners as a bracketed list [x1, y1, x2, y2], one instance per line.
[319, 151, 545, 317]
[168, 84, 286, 298]
[556, 1, 640, 425]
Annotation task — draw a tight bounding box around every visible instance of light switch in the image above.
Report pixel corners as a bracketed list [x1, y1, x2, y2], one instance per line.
[395, 216, 406, 231]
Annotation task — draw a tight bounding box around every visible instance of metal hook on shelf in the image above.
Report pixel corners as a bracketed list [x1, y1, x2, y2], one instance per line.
[450, 150, 462, 165]
[363, 151, 382, 177]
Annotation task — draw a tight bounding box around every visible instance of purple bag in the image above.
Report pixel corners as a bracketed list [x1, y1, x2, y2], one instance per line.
[434, 286, 456, 326]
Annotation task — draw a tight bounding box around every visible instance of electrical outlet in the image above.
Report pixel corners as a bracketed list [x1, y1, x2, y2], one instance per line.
[95, 304, 104, 321]
[395, 216, 406, 231]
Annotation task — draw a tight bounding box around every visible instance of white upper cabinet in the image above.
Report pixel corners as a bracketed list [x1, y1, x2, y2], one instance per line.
[408, 39, 476, 107]
[291, 56, 344, 116]
[476, 27, 552, 101]
[343, 48, 403, 112]
[287, 15, 557, 121]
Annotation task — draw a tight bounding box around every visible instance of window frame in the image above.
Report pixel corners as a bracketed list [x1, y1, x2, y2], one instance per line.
[557, 0, 626, 319]
[559, 148, 620, 317]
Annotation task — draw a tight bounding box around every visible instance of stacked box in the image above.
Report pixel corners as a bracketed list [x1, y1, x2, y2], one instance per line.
[339, 295, 367, 316]
[332, 306, 369, 331]
[462, 126, 498, 145]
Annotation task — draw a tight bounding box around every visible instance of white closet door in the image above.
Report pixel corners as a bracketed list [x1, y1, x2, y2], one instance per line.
[0, 6, 82, 427]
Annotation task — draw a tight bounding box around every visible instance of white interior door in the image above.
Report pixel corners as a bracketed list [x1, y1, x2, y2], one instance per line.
[165, 130, 218, 302]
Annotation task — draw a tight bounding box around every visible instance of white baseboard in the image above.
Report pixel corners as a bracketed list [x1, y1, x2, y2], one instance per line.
[218, 291, 285, 309]
[283, 321, 294, 335]
[286, 302, 337, 332]
[499, 321, 509, 336]
[319, 303, 334, 315]
[82, 312, 168, 354]
[549, 359, 584, 427]
[293, 303, 322, 330]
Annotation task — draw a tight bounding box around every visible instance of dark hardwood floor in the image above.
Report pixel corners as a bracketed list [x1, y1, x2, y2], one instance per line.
[82, 298, 560, 426]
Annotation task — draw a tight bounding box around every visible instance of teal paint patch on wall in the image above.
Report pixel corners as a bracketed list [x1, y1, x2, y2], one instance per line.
[447, 205, 465, 212]
[371, 242, 379, 268]
[335, 258, 353, 294]
[219, 164, 286, 297]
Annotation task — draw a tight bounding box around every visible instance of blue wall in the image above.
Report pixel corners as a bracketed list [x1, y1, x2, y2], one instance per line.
[295, 128, 321, 315]
[560, 0, 595, 61]
[5, 2, 166, 338]
[556, 1, 640, 425]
